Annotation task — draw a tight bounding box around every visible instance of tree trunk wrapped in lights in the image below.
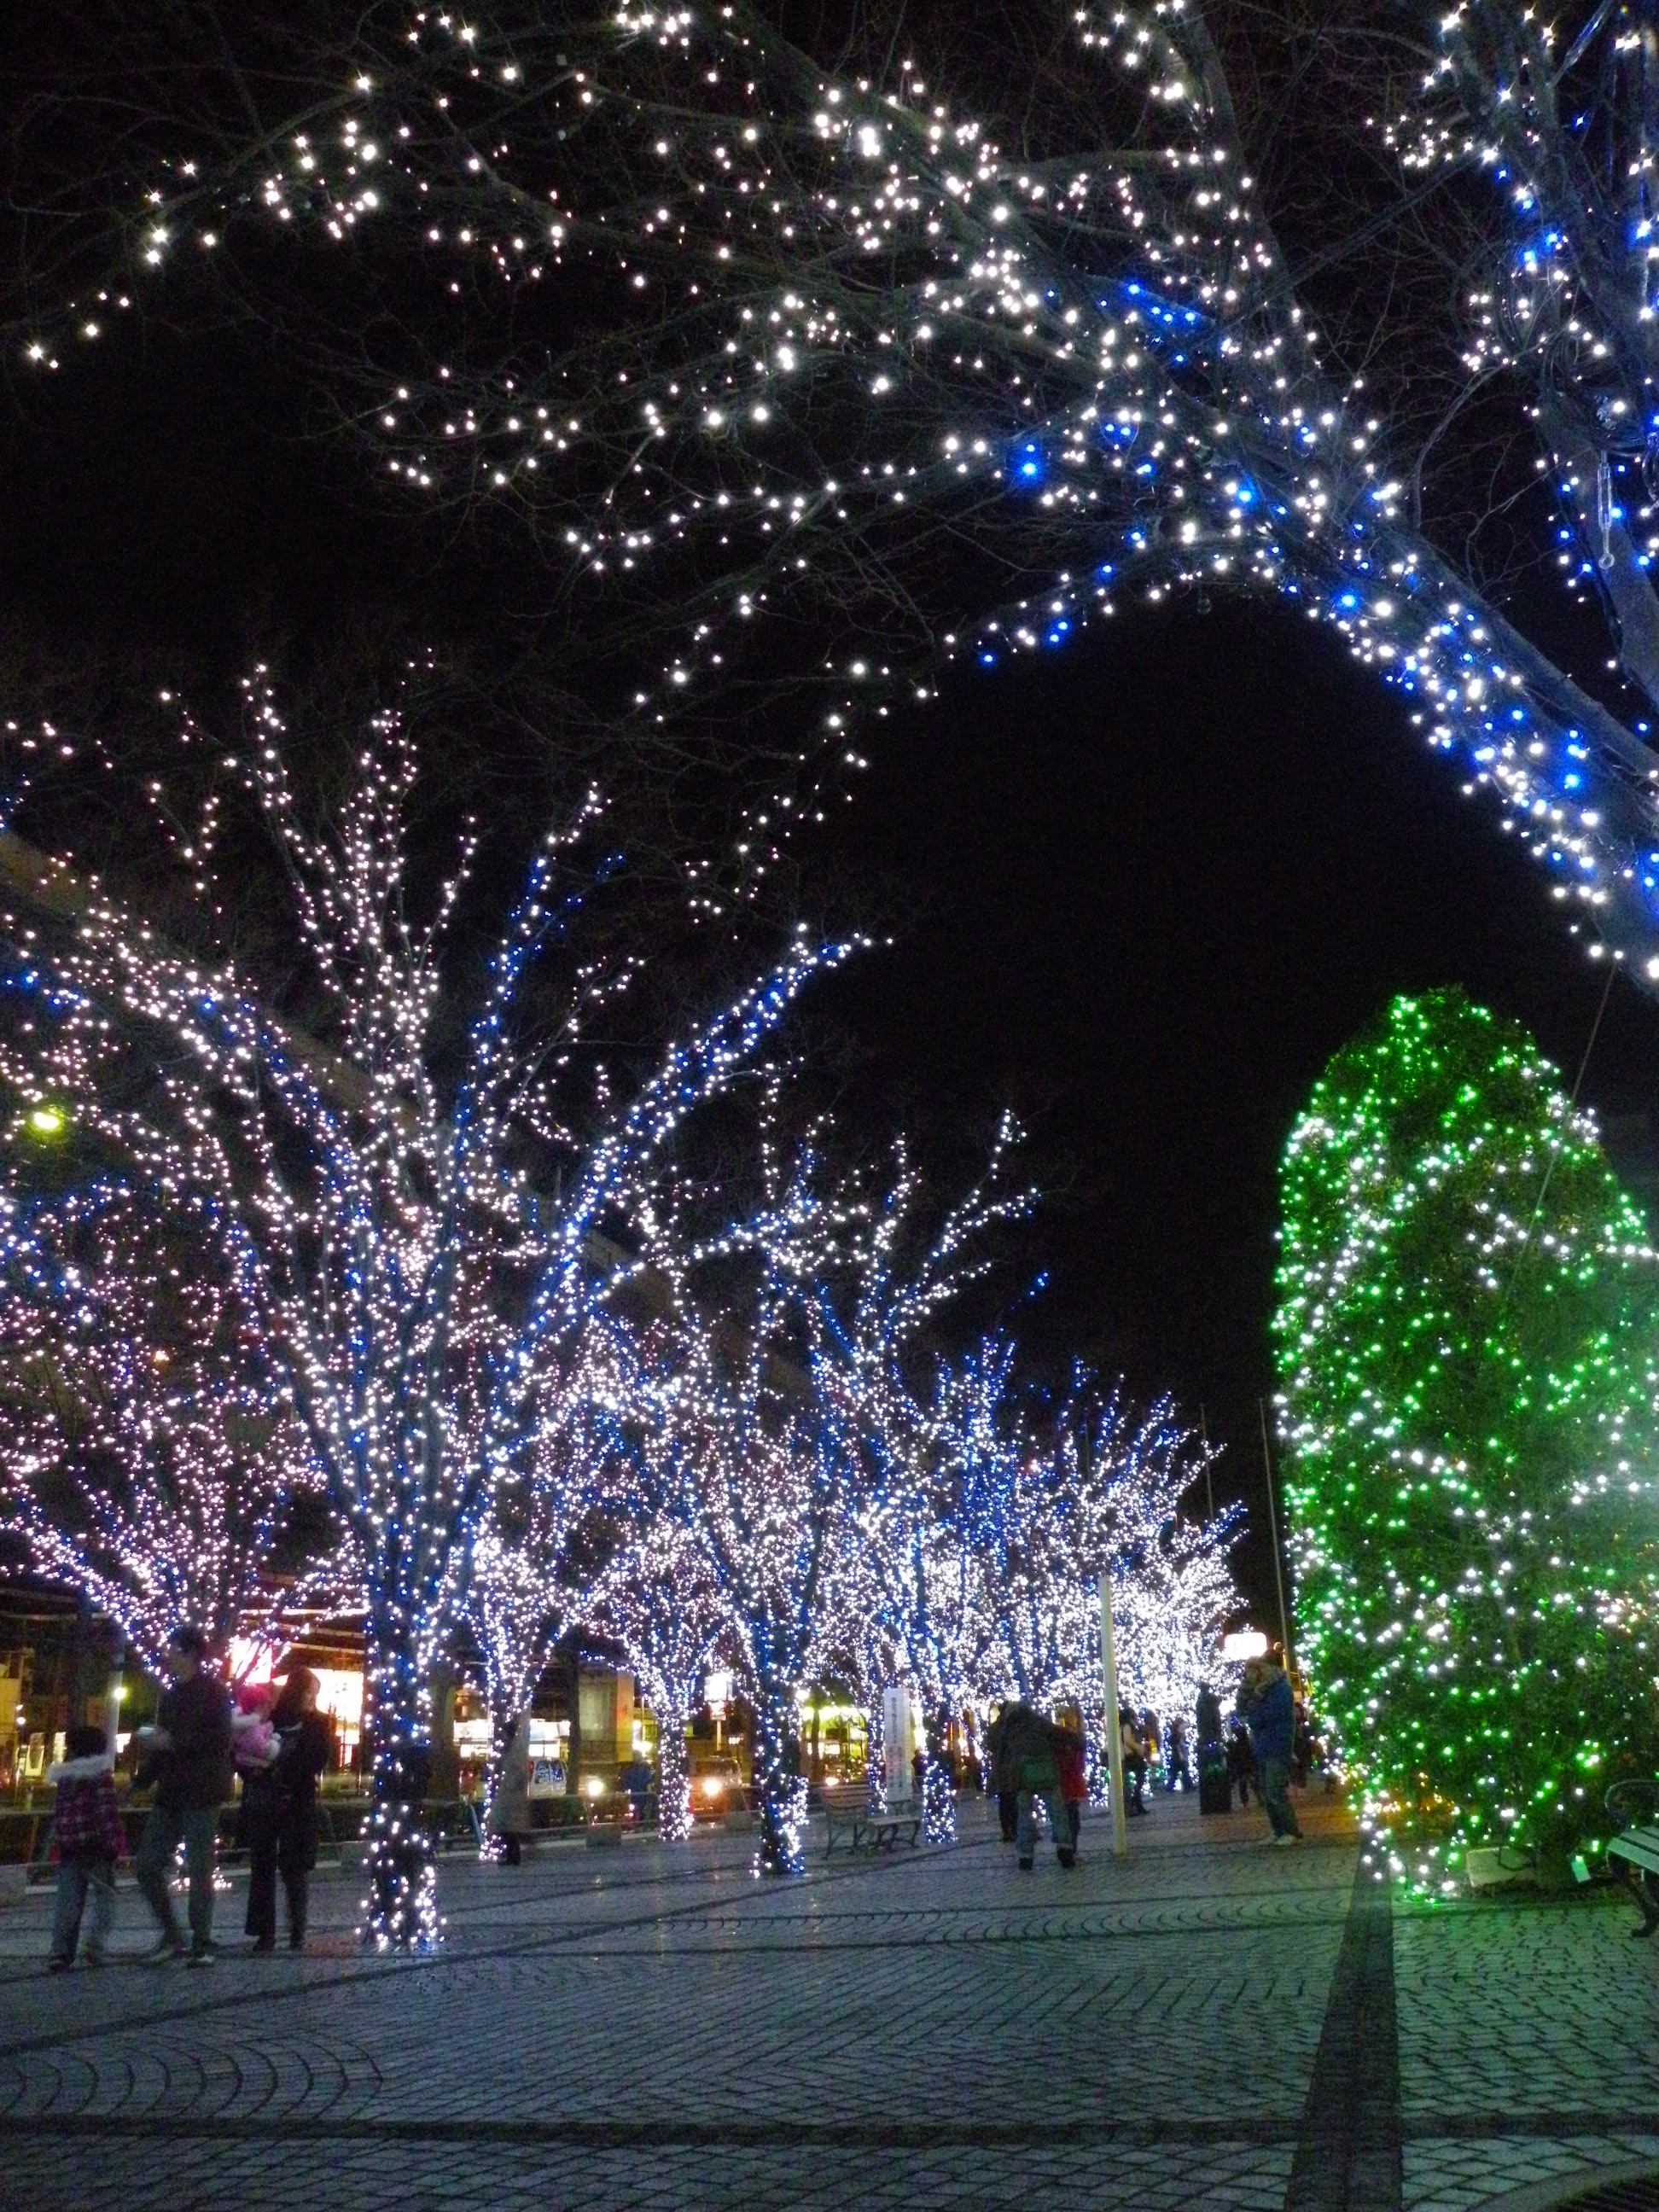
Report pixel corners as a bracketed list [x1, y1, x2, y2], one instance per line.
[462, 1356, 621, 1858]
[0, 674, 856, 1943]
[1275, 987, 1659, 1892]
[632, 1316, 839, 1879]
[591, 1520, 725, 1845]
[810, 1120, 1035, 1849]
[617, 1098, 874, 1878]
[359, 1582, 441, 1949]
[27, 4, 1659, 973]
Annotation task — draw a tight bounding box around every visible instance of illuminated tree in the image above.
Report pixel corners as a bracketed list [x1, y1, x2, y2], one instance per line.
[923, 1337, 1238, 1800]
[23, 3, 1659, 961]
[591, 1514, 726, 1843]
[622, 1117, 855, 1877]
[0, 674, 852, 1941]
[1275, 987, 1659, 1890]
[812, 1120, 1033, 1842]
[461, 1337, 623, 1854]
[637, 1324, 837, 1875]
[0, 1179, 329, 1678]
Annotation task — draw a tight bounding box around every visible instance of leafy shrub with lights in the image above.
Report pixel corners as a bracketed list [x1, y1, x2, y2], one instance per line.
[1275, 988, 1659, 1892]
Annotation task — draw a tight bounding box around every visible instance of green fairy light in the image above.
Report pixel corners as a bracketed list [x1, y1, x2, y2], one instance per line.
[1274, 987, 1659, 1895]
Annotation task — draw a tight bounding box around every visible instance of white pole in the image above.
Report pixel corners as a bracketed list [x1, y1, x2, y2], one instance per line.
[1100, 1569, 1128, 1860]
[1258, 1398, 1295, 1674]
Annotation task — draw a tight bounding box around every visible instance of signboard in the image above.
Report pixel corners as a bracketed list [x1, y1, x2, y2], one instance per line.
[882, 1685, 918, 1801]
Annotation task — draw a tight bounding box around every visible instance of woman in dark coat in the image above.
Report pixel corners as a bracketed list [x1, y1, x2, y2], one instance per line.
[246, 1668, 333, 1952]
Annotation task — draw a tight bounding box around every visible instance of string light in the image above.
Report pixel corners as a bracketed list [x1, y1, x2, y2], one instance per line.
[462, 1343, 622, 1857]
[1275, 987, 1659, 1895]
[911, 1336, 1242, 1807]
[27, 5, 1659, 964]
[0, 1180, 331, 1679]
[0, 672, 856, 1941]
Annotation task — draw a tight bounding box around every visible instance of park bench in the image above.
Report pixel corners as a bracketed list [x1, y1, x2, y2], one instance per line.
[821, 1785, 922, 1857]
[1606, 1780, 1659, 1936]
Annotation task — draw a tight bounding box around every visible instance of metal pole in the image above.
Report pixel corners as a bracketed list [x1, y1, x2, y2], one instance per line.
[1258, 1398, 1294, 1674]
[1100, 1569, 1129, 1860]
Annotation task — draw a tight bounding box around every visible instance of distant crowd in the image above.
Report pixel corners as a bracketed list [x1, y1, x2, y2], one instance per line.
[38, 1622, 1334, 1971]
[981, 1651, 1330, 1866]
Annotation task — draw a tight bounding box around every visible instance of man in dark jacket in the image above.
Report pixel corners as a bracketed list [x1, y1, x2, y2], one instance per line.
[134, 1624, 234, 1963]
[983, 1705, 1019, 1842]
[1236, 1657, 1301, 1844]
[999, 1700, 1074, 1870]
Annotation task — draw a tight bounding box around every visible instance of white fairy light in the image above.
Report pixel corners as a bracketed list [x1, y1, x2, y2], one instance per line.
[0, 670, 857, 1941]
[30, 4, 1659, 960]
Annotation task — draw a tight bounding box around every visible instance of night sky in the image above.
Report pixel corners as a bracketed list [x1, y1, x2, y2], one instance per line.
[7, 326, 1659, 1626]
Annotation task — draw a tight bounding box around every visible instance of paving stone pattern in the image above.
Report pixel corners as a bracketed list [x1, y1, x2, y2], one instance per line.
[0, 1791, 1652, 2211]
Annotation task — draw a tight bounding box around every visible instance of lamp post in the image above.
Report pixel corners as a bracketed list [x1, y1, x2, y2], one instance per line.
[1100, 1568, 1129, 1861]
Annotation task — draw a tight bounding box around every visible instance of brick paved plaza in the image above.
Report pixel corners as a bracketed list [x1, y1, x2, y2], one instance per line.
[1, 1791, 1657, 2212]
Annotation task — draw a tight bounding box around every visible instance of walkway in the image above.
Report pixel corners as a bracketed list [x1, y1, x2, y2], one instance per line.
[0, 1790, 1656, 2211]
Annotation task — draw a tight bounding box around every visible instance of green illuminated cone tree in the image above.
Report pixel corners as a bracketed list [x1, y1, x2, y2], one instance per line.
[1274, 988, 1659, 1892]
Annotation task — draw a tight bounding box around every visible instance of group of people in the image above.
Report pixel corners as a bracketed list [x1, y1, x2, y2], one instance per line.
[984, 1701, 1087, 1868]
[982, 1650, 1307, 1866]
[46, 1621, 332, 1970]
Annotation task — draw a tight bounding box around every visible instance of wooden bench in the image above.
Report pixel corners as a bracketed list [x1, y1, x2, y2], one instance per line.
[822, 1789, 922, 1857]
[1605, 1781, 1659, 1935]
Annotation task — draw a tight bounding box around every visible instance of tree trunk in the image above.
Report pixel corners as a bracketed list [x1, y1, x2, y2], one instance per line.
[362, 1590, 439, 1948]
[477, 1702, 515, 1862]
[753, 1685, 806, 1877]
[923, 1701, 957, 1845]
[655, 1702, 692, 1842]
[864, 1699, 887, 1812]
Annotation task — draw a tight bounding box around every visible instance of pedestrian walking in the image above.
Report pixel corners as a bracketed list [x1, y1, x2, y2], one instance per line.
[1120, 1708, 1150, 1815]
[1226, 1715, 1256, 1807]
[1196, 1683, 1231, 1814]
[998, 1701, 1073, 1869]
[132, 1623, 234, 1965]
[1236, 1656, 1301, 1844]
[1053, 1721, 1086, 1850]
[1165, 1715, 1192, 1792]
[984, 1703, 1019, 1843]
[246, 1668, 332, 1949]
[46, 1724, 123, 1970]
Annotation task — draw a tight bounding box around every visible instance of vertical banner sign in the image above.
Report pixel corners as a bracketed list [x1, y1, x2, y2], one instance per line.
[882, 1685, 917, 1802]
